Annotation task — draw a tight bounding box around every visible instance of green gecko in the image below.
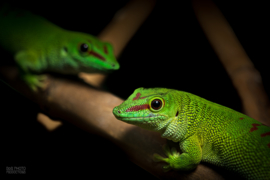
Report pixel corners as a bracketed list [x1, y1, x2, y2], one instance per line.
[0, 4, 119, 91]
[113, 87, 270, 180]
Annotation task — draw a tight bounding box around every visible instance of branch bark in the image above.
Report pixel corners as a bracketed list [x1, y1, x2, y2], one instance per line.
[1, 71, 229, 179]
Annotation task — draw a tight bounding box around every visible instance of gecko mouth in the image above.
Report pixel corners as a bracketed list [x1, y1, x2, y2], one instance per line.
[116, 117, 157, 126]
[115, 115, 167, 122]
[115, 116, 148, 121]
[113, 107, 167, 122]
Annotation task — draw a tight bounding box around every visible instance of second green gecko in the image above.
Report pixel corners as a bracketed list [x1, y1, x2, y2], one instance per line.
[113, 87, 270, 180]
[0, 4, 119, 91]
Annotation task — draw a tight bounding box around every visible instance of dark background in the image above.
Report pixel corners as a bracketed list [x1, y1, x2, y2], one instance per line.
[2, 0, 269, 178]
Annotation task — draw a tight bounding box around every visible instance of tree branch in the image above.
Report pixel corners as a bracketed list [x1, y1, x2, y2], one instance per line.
[192, 0, 270, 126]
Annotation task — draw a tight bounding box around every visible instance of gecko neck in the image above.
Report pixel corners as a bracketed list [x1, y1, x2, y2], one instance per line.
[160, 92, 202, 142]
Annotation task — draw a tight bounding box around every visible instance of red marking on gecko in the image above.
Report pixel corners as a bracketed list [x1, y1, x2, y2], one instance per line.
[249, 124, 261, 132]
[104, 46, 108, 54]
[89, 51, 105, 61]
[126, 104, 149, 112]
[239, 117, 244, 120]
[261, 132, 270, 137]
[133, 93, 141, 100]
[140, 96, 147, 99]
[268, 143, 270, 148]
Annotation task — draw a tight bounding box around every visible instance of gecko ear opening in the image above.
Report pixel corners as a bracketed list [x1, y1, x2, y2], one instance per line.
[175, 111, 179, 117]
[63, 47, 68, 52]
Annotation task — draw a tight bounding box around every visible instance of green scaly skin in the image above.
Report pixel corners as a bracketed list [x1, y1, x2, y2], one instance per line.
[113, 87, 270, 180]
[0, 4, 119, 91]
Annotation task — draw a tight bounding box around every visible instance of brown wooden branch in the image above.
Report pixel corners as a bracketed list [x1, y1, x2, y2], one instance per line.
[1, 70, 229, 180]
[192, 0, 270, 126]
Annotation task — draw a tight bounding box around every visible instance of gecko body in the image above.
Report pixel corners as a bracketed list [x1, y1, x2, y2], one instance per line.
[113, 87, 270, 180]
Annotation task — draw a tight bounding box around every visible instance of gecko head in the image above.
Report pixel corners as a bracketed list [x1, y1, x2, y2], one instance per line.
[61, 32, 119, 73]
[113, 87, 179, 131]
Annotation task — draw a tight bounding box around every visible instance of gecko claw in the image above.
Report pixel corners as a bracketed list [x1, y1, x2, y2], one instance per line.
[153, 153, 165, 162]
[153, 144, 181, 171]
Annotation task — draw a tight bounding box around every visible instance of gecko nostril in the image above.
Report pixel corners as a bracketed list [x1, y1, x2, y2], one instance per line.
[118, 110, 121, 114]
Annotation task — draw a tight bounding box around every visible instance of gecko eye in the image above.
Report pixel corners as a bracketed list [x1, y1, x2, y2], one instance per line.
[80, 43, 88, 52]
[151, 99, 162, 110]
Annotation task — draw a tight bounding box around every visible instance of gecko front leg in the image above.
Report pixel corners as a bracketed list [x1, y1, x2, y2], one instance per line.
[153, 136, 202, 172]
[15, 50, 48, 91]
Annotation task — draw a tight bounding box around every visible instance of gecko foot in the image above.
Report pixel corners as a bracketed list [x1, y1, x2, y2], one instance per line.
[153, 144, 181, 172]
[22, 74, 48, 91]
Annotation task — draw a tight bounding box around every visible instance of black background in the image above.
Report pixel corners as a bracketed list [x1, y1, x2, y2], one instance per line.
[2, 0, 269, 179]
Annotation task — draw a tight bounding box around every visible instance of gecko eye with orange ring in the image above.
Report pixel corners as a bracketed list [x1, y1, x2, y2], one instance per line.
[149, 97, 164, 112]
